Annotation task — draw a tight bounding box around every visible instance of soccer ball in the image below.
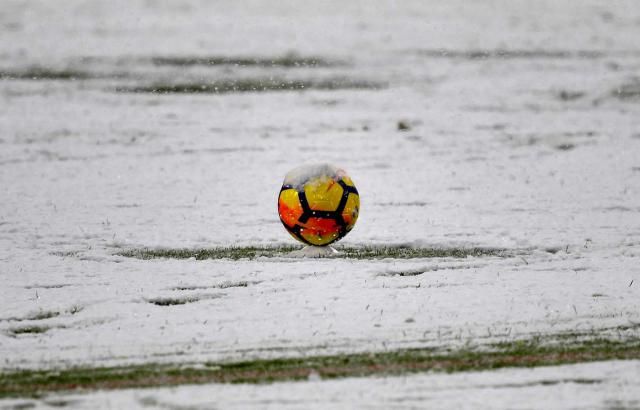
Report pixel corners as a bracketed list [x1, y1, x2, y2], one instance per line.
[278, 164, 359, 246]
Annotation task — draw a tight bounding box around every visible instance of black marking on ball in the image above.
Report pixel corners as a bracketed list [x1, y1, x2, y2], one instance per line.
[336, 180, 351, 215]
[298, 191, 311, 223]
[340, 181, 358, 196]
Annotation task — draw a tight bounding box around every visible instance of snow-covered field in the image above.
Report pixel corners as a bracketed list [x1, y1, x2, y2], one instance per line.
[1, 0, 640, 407]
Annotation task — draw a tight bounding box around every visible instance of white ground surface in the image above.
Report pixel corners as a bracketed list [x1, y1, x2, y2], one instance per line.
[1, 0, 640, 407]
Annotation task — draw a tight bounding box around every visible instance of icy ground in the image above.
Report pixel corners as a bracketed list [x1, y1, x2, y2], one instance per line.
[1, 0, 640, 406]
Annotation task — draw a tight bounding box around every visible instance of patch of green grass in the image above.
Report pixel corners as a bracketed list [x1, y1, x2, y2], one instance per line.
[149, 54, 339, 68]
[8, 326, 51, 336]
[146, 296, 202, 306]
[25, 311, 60, 321]
[385, 268, 427, 277]
[50, 251, 80, 258]
[1, 335, 639, 398]
[556, 90, 586, 101]
[0, 310, 61, 322]
[502, 323, 640, 345]
[43, 398, 77, 407]
[0, 67, 92, 80]
[341, 246, 504, 259]
[67, 305, 83, 315]
[172, 281, 253, 291]
[612, 82, 640, 100]
[555, 143, 576, 151]
[1, 307, 82, 323]
[418, 49, 605, 60]
[146, 293, 224, 306]
[115, 78, 383, 94]
[119, 245, 506, 261]
[122, 246, 294, 260]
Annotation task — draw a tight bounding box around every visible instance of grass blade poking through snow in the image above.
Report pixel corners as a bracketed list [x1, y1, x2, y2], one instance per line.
[115, 78, 383, 94]
[118, 245, 507, 260]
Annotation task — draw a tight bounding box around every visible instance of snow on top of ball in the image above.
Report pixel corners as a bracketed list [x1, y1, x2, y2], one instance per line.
[283, 163, 345, 189]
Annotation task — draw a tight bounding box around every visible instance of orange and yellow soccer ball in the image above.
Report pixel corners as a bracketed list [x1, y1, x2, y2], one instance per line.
[278, 164, 359, 246]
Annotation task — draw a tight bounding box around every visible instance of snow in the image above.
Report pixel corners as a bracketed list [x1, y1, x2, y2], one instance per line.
[283, 163, 342, 189]
[286, 245, 340, 257]
[1, 248, 638, 369]
[1, 0, 640, 405]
